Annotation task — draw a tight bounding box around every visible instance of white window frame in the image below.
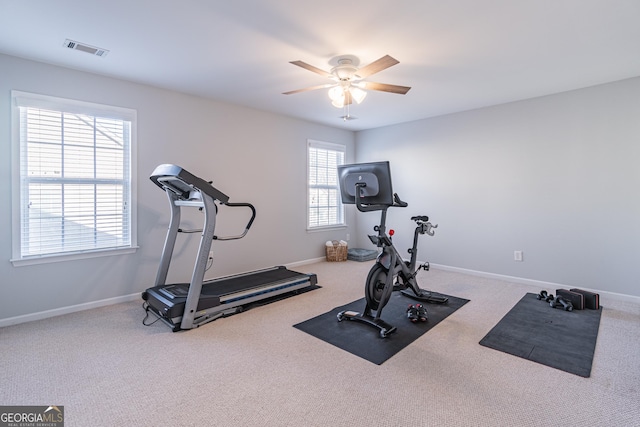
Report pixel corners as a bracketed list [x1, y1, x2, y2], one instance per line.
[307, 139, 346, 230]
[10, 91, 138, 266]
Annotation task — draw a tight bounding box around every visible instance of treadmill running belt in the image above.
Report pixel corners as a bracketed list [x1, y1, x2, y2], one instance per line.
[200, 267, 304, 297]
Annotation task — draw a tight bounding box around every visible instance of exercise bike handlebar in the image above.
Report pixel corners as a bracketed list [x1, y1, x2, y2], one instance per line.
[213, 202, 256, 241]
[354, 183, 408, 212]
[421, 222, 438, 236]
[393, 193, 408, 208]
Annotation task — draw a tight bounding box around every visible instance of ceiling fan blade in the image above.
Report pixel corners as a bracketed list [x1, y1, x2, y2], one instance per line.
[283, 83, 334, 95]
[362, 82, 411, 95]
[355, 55, 399, 78]
[289, 60, 333, 78]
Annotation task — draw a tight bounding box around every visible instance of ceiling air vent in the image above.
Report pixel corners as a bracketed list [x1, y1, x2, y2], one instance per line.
[63, 39, 109, 57]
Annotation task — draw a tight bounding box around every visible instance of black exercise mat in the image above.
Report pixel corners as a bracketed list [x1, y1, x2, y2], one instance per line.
[294, 292, 469, 365]
[479, 293, 602, 377]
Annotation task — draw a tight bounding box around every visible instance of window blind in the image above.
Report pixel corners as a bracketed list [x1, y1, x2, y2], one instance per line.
[308, 140, 345, 228]
[15, 94, 134, 259]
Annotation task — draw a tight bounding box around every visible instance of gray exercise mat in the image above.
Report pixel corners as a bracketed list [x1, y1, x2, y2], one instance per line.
[479, 293, 602, 377]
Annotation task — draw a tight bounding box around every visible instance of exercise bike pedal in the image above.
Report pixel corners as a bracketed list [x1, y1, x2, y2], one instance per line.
[393, 281, 408, 292]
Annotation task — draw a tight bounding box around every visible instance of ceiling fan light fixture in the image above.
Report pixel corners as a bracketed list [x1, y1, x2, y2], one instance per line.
[332, 58, 358, 80]
[328, 86, 345, 108]
[328, 86, 343, 100]
[285, 55, 410, 114]
[349, 86, 367, 104]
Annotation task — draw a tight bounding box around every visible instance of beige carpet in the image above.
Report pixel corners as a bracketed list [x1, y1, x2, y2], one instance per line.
[1, 260, 638, 426]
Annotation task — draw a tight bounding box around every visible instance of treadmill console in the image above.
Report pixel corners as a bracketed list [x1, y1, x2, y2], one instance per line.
[150, 164, 230, 204]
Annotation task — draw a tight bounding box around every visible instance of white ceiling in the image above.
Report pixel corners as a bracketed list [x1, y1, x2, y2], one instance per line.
[1, 0, 639, 131]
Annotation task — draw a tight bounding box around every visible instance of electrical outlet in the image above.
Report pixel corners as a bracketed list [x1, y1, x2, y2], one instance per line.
[514, 250, 523, 262]
[346, 233, 350, 241]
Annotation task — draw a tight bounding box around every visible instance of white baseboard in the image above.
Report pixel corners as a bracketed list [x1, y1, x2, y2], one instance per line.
[289, 258, 640, 305]
[3, 259, 636, 328]
[1, 259, 327, 328]
[285, 256, 326, 268]
[431, 263, 640, 305]
[0, 293, 141, 328]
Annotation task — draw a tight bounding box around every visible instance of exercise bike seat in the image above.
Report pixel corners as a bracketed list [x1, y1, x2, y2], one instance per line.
[411, 215, 429, 223]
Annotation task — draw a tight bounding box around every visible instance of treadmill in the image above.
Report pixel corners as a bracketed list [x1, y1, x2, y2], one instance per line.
[142, 164, 317, 331]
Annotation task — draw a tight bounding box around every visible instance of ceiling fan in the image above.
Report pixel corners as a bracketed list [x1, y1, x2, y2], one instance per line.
[283, 54, 411, 109]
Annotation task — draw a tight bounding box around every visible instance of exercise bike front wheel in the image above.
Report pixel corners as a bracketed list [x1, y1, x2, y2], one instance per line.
[365, 263, 390, 311]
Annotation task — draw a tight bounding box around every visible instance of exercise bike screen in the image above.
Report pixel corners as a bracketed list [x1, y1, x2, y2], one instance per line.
[338, 161, 394, 206]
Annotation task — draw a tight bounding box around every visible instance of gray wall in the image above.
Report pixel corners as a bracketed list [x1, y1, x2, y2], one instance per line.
[354, 77, 640, 297]
[2, 51, 638, 325]
[0, 54, 355, 323]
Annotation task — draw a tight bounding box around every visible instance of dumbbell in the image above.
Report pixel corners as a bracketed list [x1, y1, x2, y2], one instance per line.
[536, 290, 554, 302]
[550, 295, 573, 311]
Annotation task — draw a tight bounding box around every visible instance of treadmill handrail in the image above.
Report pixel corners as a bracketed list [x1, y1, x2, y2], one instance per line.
[214, 202, 256, 241]
[173, 202, 257, 240]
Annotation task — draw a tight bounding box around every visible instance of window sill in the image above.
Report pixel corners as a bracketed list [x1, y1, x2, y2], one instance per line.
[10, 246, 139, 267]
[307, 224, 347, 233]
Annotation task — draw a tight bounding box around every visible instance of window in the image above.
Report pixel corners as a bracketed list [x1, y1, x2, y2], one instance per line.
[11, 91, 137, 265]
[307, 139, 345, 229]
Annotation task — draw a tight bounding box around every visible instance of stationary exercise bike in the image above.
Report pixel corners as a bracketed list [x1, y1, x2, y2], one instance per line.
[336, 161, 448, 338]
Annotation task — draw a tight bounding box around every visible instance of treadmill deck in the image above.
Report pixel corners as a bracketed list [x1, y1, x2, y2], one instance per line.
[142, 266, 317, 330]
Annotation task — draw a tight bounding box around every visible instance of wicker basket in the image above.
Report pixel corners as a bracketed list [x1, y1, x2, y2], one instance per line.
[325, 240, 348, 262]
